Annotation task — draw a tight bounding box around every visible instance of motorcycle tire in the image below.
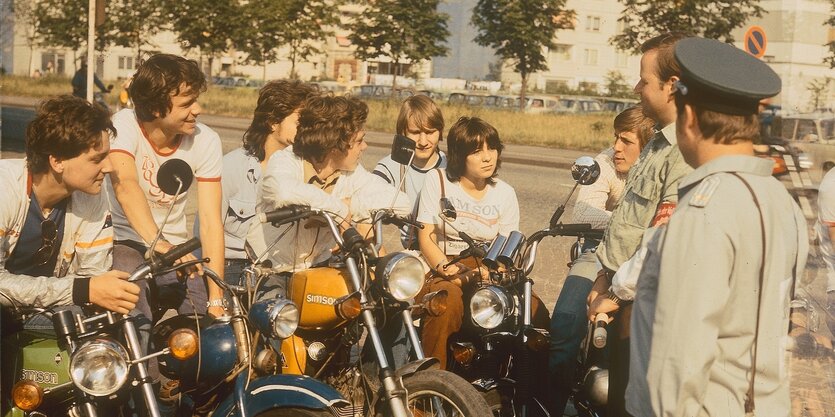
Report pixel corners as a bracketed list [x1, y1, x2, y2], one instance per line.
[255, 408, 331, 417]
[392, 369, 493, 417]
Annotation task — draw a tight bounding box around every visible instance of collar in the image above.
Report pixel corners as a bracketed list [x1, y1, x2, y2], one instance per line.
[411, 151, 445, 173]
[657, 123, 678, 145]
[679, 155, 773, 190]
[303, 159, 341, 192]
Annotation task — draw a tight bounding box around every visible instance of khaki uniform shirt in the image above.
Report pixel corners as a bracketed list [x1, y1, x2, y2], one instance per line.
[597, 124, 691, 271]
[627, 155, 808, 417]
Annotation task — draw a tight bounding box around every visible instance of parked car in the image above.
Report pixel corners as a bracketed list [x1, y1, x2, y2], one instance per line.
[601, 97, 639, 113]
[524, 94, 562, 114]
[350, 84, 391, 99]
[778, 112, 835, 184]
[554, 96, 605, 113]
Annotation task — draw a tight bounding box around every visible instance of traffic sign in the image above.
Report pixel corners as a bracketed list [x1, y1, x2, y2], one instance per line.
[744, 26, 767, 59]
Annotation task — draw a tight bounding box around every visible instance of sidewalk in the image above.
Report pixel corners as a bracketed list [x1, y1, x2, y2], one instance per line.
[0, 95, 589, 170]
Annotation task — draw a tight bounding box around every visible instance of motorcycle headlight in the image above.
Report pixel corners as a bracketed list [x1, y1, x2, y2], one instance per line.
[69, 339, 130, 397]
[378, 252, 426, 301]
[470, 286, 513, 329]
[250, 298, 300, 340]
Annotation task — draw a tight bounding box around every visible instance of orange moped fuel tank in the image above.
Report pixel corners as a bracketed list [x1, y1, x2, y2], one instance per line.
[288, 267, 351, 330]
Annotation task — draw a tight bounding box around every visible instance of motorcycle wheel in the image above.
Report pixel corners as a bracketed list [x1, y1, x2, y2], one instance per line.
[255, 408, 331, 417]
[399, 369, 493, 417]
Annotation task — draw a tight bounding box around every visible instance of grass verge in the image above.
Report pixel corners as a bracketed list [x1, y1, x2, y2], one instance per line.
[2, 75, 615, 151]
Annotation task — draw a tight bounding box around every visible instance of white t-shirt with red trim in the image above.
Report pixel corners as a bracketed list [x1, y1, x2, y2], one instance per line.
[107, 109, 222, 244]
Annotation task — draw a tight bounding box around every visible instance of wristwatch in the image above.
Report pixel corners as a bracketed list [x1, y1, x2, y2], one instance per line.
[606, 292, 623, 306]
[207, 298, 227, 309]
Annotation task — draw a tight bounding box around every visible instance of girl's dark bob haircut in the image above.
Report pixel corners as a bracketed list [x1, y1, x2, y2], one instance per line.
[445, 116, 503, 184]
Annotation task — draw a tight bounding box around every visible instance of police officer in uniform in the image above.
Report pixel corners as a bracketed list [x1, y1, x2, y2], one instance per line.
[626, 37, 808, 417]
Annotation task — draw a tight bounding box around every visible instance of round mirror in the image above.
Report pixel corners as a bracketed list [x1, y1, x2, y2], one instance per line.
[571, 156, 601, 186]
[157, 159, 194, 196]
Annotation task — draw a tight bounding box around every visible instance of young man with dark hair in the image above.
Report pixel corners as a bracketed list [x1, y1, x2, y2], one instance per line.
[247, 95, 409, 269]
[626, 37, 807, 417]
[0, 96, 138, 314]
[549, 32, 692, 416]
[107, 53, 226, 324]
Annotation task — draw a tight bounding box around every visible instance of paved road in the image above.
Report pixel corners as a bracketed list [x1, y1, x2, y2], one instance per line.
[4, 100, 835, 416]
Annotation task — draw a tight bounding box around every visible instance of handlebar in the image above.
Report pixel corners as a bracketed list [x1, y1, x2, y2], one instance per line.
[128, 238, 202, 282]
[592, 313, 608, 349]
[259, 204, 311, 225]
[378, 210, 424, 230]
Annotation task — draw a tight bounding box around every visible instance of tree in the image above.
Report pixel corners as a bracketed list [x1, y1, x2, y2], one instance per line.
[281, 0, 341, 80]
[471, 0, 575, 110]
[236, 0, 286, 81]
[825, 0, 835, 68]
[166, 0, 242, 76]
[108, 0, 167, 64]
[612, 0, 765, 53]
[807, 77, 832, 111]
[349, 0, 450, 91]
[8, 0, 41, 75]
[34, 0, 113, 54]
[604, 70, 632, 97]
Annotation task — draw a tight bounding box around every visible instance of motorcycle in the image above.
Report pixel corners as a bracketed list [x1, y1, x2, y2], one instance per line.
[443, 156, 604, 417]
[251, 205, 493, 417]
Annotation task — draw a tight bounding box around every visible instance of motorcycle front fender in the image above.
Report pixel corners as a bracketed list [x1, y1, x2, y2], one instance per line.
[394, 357, 440, 379]
[212, 374, 349, 417]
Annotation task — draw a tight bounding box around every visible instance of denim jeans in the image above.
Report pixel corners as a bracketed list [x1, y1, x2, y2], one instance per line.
[548, 250, 601, 415]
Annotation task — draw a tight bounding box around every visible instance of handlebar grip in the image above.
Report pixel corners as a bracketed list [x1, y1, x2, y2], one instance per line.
[259, 205, 309, 224]
[592, 313, 608, 349]
[156, 238, 201, 268]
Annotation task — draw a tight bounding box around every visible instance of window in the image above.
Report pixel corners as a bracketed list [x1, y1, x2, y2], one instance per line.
[41, 52, 65, 74]
[118, 56, 134, 70]
[584, 49, 598, 66]
[551, 44, 572, 62]
[616, 52, 629, 68]
[585, 16, 601, 32]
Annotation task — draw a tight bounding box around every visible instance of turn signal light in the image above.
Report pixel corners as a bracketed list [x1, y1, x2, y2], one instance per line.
[12, 380, 43, 411]
[524, 328, 550, 352]
[423, 290, 449, 317]
[336, 293, 362, 320]
[169, 328, 199, 360]
[451, 342, 476, 366]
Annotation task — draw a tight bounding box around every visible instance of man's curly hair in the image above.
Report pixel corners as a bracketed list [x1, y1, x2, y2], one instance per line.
[293, 95, 368, 163]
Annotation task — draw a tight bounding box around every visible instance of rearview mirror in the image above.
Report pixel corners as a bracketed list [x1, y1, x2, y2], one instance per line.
[440, 198, 457, 221]
[157, 159, 194, 196]
[391, 134, 416, 165]
[571, 156, 601, 186]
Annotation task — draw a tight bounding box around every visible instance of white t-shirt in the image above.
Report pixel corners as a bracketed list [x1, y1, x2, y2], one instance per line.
[416, 169, 519, 256]
[817, 167, 835, 292]
[373, 152, 447, 247]
[570, 147, 627, 229]
[107, 109, 223, 244]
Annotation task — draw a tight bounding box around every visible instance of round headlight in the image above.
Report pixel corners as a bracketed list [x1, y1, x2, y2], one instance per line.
[381, 252, 426, 301]
[270, 299, 300, 339]
[470, 286, 512, 329]
[69, 339, 129, 396]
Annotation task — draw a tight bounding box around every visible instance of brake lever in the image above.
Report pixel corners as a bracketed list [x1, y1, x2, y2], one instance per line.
[156, 258, 210, 278]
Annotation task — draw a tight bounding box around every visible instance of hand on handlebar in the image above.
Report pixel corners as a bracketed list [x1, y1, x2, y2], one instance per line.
[588, 293, 619, 322]
[89, 270, 140, 315]
[586, 269, 610, 307]
[151, 239, 203, 278]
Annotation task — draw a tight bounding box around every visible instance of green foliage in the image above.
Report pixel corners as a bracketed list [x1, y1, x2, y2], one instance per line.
[604, 70, 632, 97]
[349, 0, 450, 87]
[612, 0, 765, 53]
[471, 0, 575, 107]
[166, 0, 241, 58]
[826, 0, 835, 68]
[107, 0, 167, 61]
[807, 77, 833, 110]
[33, 0, 112, 51]
[237, 0, 339, 80]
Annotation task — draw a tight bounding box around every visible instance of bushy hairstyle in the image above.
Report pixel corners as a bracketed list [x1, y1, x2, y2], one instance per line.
[128, 54, 207, 122]
[293, 96, 368, 163]
[445, 116, 503, 184]
[613, 105, 655, 148]
[26, 96, 115, 174]
[674, 94, 760, 144]
[243, 80, 318, 161]
[640, 32, 688, 83]
[396, 94, 445, 142]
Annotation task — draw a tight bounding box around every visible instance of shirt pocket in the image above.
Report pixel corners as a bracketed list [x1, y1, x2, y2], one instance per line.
[619, 175, 659, 228]
[224, 197, 257, 241]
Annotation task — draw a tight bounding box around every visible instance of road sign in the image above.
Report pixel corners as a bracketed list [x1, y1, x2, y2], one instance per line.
[744, 26, 767, 59]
